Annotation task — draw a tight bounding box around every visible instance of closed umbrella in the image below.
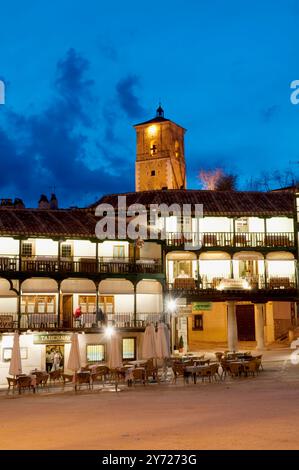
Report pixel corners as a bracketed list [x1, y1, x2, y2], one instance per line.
[67, 333, 81, 372]
[142, 324, 157, 359]
[156, 323, 170, 359]
[108, 333, 122, 369]
[9, 332, 22, 377]
[108, 333, 122, 391]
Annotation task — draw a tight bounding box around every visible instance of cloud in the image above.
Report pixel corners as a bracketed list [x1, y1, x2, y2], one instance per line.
[116, 75, 146, 119]
[0, 49, 136, 207]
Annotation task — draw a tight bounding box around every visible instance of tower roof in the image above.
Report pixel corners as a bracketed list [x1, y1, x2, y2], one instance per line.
[134, 104, 185, 129]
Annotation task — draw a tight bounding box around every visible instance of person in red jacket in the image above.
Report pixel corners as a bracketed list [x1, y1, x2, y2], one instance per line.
[74, 306, 82, 327]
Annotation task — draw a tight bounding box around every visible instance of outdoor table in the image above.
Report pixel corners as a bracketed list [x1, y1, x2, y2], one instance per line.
[184, 365, 208, 384]
[127, 360, 147, 367]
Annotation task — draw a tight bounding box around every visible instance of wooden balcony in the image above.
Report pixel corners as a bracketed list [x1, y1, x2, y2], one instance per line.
[167, 275, 298, 301]
[0, 312, 168, 332]
[166, 232, 295, 248]
[0, 256, 162, 276]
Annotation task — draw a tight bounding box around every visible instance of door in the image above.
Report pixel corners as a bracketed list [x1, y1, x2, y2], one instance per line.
[62, 295, 73, 328]
[236, 304, 255, 341]
[45, 344, 64, 372]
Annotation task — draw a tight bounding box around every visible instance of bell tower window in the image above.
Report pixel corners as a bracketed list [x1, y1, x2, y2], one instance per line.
[175, 140, 180, 158]
[150, 141, 157, 156]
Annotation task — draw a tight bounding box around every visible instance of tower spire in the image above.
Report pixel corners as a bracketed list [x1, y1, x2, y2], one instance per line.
[156, 102, 164, 118]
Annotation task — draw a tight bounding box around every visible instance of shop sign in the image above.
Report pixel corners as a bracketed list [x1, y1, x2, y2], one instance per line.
[33, 333, 72, 344]
[192, 302, 212, 312]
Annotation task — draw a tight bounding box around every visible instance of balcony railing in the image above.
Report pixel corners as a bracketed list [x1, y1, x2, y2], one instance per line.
[166, 232, 295, 248]
[0, 256, 162, 275]
[168, 275, 296, 292]
[0, 312, 167, 331]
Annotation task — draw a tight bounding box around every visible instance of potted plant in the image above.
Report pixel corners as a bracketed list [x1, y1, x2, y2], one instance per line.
[178, 335, 184, 353]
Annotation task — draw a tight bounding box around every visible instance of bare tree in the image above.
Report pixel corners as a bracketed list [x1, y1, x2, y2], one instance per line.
[198, 168, 237, 191]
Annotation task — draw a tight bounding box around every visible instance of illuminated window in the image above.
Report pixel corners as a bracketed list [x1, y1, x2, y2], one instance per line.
[150, 140, 157, 156]
[113, 245, 125, 258]
[192, 314, 203, 331]
[122, 337, 136, 360]
[21, 242, 33, 257]
[86, 344, 105, 362]
[175, 140, 179, 157]
[61, 243, 72, 258]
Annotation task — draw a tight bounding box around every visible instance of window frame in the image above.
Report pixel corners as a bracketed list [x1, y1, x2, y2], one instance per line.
[192, 314, 203, 331]
[86, 344, 106, 363]
[122, 337, 136, 361]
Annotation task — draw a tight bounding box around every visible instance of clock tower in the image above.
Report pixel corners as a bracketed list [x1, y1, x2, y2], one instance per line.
[134, 106, 186, 191]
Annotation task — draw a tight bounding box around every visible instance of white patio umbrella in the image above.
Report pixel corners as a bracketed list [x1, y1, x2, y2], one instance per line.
[142, 323, 157, 359]
[9, 332, 22, 377]
[67, 333, 81, 373]
[108, 333, 122, 391]
[108, 333, 122, 369]
[156, 323, 170, 359]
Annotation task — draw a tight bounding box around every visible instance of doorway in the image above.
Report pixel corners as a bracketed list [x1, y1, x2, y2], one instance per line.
[62, 295, 73, 328]
[236, 304, 255, 341]
[45, 344, 65, 372]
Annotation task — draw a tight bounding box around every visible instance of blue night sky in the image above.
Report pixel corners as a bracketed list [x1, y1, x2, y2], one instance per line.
[1, 0, 299, 207]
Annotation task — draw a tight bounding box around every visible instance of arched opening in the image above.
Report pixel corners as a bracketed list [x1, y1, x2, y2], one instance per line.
[199, 252, 231, 288]
[266, 252, 295, 288]
[61, 278, 96, 328]
[21, 277, 58, 329]
[232, 251, 264, 288]
[136, 279, 163, 326]
[166, 251, 197, 286]
[0, 278, 18, 328]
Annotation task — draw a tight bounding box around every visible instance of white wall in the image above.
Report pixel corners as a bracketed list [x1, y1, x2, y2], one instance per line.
[267, 260, 295, 277]
[199, 260, 231, 279]
[200, 217, 232, 232]
[0, 298, 17, 313]
[0, 237, 19, 255]
[136, 294, 162, 313]
[140, 242, 161, 260]
[114, 295, 134, 313]
[35, 239, 58, 256]
[266, 217, 294, 233]
[248, 217, 264, 232]
[73, 240, 96, 258]
[99, 241, 129, 258]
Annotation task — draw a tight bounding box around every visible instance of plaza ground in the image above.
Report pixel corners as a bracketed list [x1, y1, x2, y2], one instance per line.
[1, 347, 299, 450]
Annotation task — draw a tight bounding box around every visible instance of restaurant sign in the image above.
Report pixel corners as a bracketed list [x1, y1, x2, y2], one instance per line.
[192, 302, 212, 312]
[33, 333, 72, 344]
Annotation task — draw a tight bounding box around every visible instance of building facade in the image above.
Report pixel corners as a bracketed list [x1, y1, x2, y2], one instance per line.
[0, 107, 297, 384]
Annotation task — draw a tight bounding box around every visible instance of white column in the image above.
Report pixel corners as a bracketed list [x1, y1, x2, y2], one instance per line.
[254, 303, 265, 350]
[227, 301, 238, 351]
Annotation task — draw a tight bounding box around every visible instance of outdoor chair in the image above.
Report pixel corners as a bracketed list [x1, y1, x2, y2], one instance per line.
[6, 377, 17, 394]
[214, 352, 224, 363]
[49, 369, 62, 384]
[17, 375, 35, 394]
[91, 366, 109, 388]
[254, 354, 263, 371]
[62, 373, 74, 386]
[244, 360, 257, 377]
[75, 372, 91, 391]
[228, 362, 244, 377]
[172, 361, 192, 383]
[132, 367, 146, 386]
[144, 359, 159, 383]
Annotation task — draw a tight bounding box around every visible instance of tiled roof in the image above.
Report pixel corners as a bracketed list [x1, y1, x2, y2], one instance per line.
[93, 189, 294, 217]
[133, 116, 170, 126]
[0, 189, 294, 239]
[0, 208, 99, 238]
